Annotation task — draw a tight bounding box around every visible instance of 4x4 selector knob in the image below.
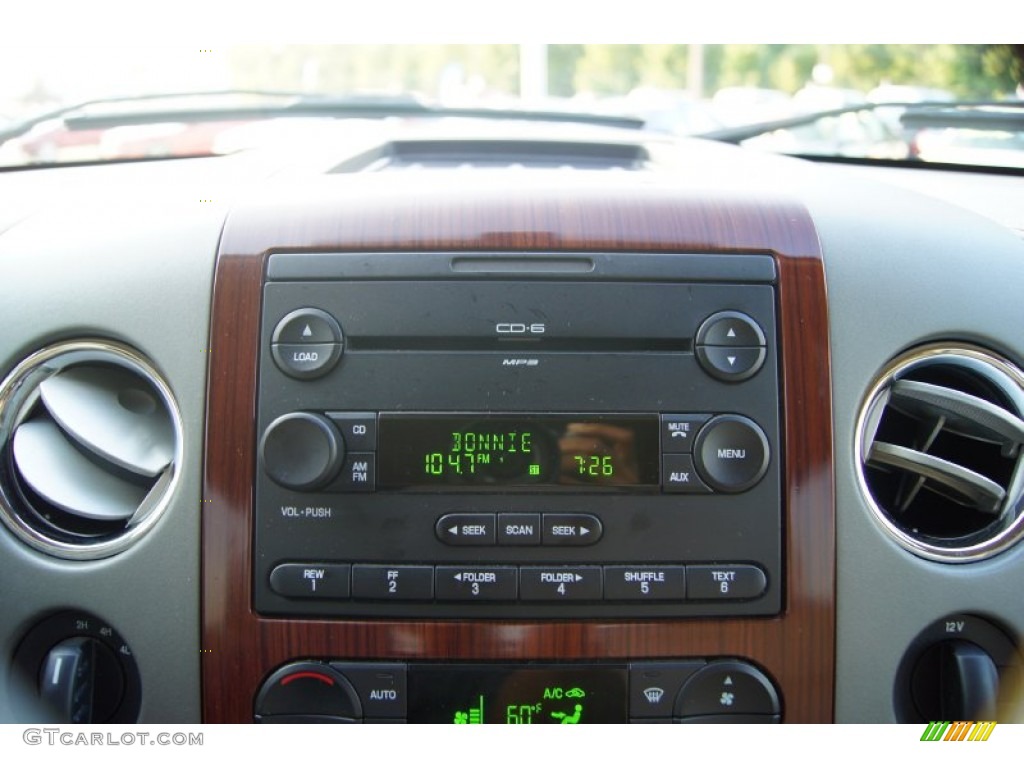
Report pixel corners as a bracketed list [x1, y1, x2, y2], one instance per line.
[260, 412, 345, 491]
[895, 613, 1023, 723]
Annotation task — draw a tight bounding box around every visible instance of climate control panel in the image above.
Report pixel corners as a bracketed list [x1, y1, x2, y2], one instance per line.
[254, 659, 782, 724]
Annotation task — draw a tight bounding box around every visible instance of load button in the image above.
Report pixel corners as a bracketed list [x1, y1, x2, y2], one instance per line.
[541, 514, 603, 546]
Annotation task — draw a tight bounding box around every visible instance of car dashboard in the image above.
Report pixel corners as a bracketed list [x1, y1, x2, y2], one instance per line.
[0, 127, 1022, 725]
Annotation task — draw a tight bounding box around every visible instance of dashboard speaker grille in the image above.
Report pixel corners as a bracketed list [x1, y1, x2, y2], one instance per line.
[857, 344, 1024, 562]
[0, 340, 182, 559]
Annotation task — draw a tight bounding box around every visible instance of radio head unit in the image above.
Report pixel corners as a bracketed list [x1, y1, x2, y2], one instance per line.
[253, 252, 781, 619]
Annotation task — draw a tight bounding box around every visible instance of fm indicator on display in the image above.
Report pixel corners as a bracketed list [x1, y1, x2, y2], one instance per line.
[378, 413, 659, 490]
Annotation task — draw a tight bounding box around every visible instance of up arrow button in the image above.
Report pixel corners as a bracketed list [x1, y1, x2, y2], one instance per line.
[696, 311, 766, 347]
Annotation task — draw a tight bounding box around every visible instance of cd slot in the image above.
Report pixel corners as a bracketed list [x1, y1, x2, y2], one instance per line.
[347, 336, 692, 353]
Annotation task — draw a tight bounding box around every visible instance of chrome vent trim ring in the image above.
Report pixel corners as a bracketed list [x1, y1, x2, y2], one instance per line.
[855, 343, 1024, 563]
[0, 340, 183, 560]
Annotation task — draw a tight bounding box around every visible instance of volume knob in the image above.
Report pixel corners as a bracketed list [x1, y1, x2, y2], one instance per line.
[260, 413, 345, 491]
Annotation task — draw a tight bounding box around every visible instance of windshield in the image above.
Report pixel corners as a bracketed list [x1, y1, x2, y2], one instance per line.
[1, 45, 1021, 170]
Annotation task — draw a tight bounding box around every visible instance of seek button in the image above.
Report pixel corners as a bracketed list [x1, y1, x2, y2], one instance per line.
[435, 513, 496, 545]
[542, 514, 602, 545]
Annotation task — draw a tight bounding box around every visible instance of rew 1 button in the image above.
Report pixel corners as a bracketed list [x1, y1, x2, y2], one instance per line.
[270, 563, 351, 599]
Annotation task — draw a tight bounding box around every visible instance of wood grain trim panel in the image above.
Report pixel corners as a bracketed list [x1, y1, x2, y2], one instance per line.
[202, 181, 834, 722]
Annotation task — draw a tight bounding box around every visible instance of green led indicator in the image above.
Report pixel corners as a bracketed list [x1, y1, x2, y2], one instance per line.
[574, 455, 614, 477]
[543, 685, 586, 724]
[453, 695, 485, 724]
[528, 464, 540, 476]
[550, 703, 584, 724]
[506, 702, 543, 724]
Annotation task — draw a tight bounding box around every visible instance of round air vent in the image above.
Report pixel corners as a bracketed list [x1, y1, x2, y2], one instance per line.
[856, 344, 1024, 562]
[0, 340, 182, 559]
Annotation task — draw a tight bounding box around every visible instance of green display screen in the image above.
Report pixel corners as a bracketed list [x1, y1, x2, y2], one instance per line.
[406, 664, 628, 724]
[376, 413, 659, 490]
